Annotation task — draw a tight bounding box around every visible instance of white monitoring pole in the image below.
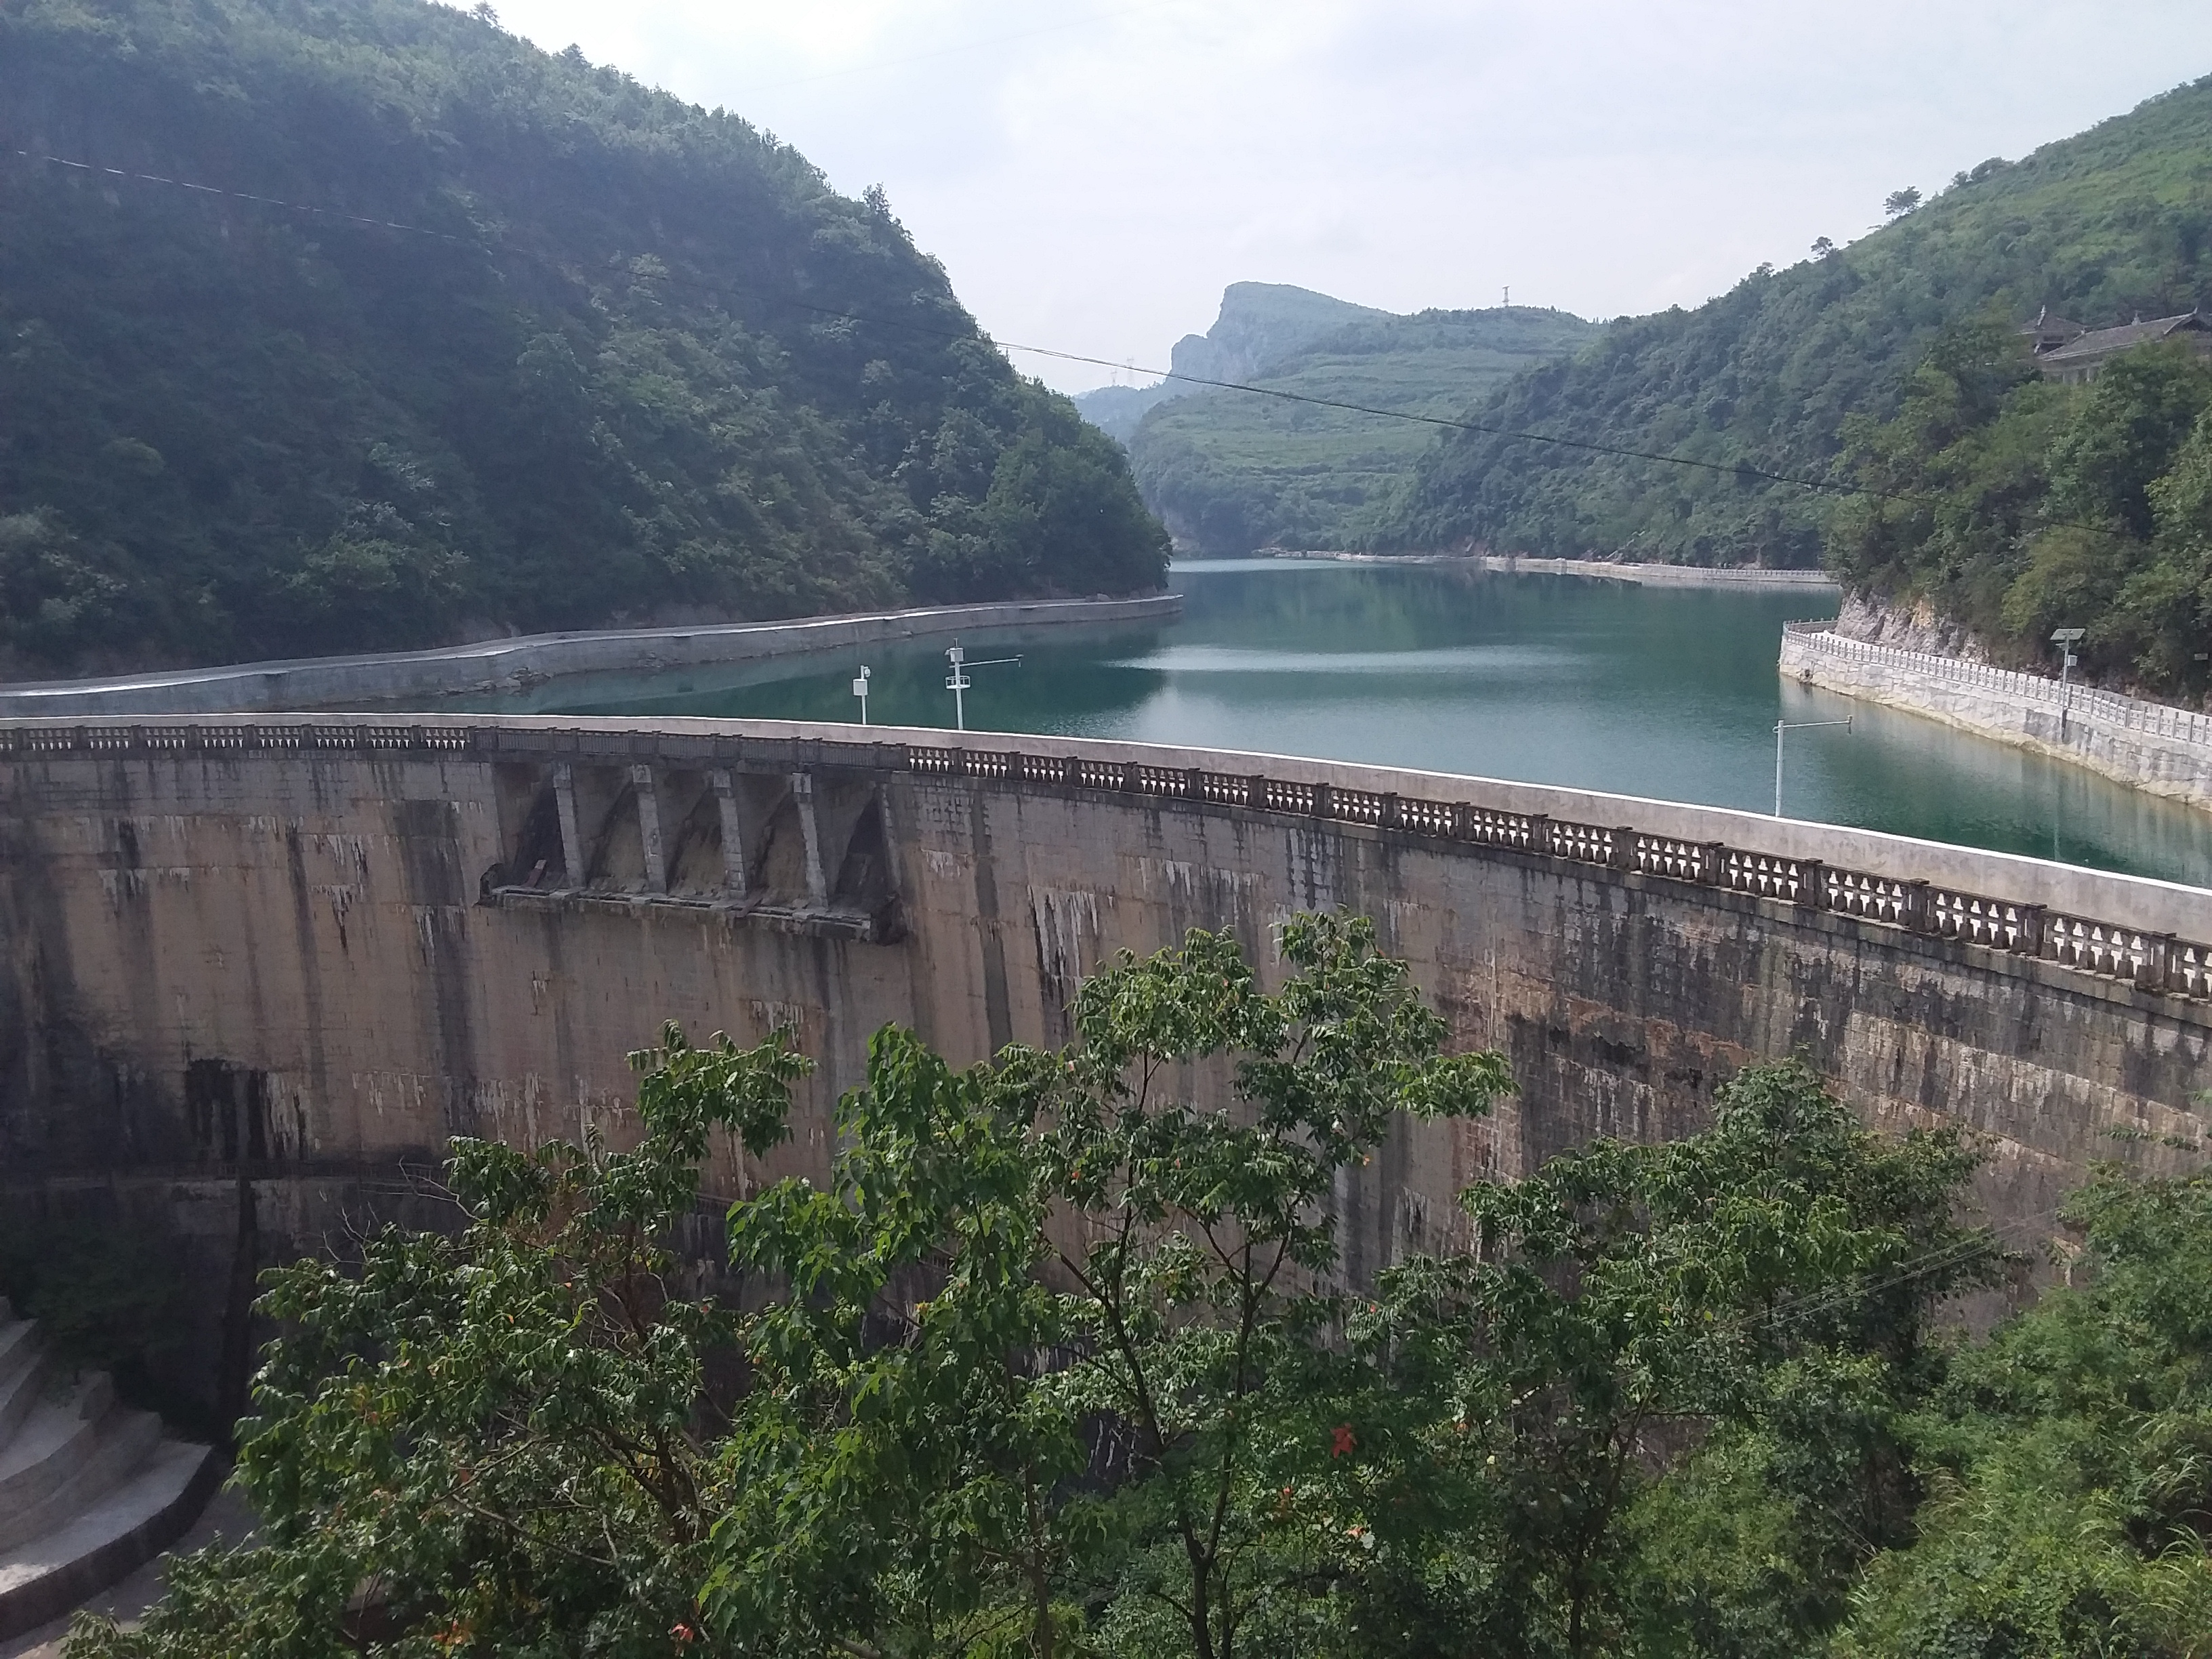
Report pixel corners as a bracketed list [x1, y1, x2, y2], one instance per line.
[2051, 627, 2084, 731]
[851, 665, 871, 725]
[943, 644, 1021, 732]
[1774, 716, 1852, 817]
[945, 646, 968, 731]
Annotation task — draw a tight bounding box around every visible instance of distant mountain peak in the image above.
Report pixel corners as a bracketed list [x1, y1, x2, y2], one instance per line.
[1172, 283, 1392, 387]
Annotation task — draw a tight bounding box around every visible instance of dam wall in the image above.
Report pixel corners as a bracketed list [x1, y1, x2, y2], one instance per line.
[1783, 620, 2212, 811]
[0, 595, 1182, 718]
[3, 714, 2209, 1408]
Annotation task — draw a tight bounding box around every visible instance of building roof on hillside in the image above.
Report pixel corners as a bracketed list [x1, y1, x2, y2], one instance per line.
[2038, 309, 2207, 367]
[2021, 307, 2086, 350]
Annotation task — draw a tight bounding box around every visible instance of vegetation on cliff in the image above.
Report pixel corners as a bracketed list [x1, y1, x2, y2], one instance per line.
[70, 918, 2212, 1659]
[0, 0, 1166, 675]
[1075, 285, 1593, 556]
[1369, 73, 2212, 568]
[1118, 300, 1597, 556]
[1826, 321, 2212, 701]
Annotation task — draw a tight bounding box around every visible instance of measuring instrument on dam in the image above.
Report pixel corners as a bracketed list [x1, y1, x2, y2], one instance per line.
[944, 644, 1022, 731]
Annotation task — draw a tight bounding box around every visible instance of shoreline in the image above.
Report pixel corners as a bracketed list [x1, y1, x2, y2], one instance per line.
[0, 594, 1183, 718]
[1269, 550, 1841, 590]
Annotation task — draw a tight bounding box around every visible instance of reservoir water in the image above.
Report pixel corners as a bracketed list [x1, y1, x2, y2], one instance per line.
[442, 559, 2212, 890]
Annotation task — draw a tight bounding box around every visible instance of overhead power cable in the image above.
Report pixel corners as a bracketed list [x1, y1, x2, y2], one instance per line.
[7, 148, 471, 240]
[4, 146, 2130, 539]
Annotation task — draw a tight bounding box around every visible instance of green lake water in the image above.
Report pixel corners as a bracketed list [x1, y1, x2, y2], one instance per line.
[438, 559, 2212, 890]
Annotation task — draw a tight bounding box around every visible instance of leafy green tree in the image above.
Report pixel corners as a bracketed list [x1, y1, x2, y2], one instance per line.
[2045, 348, 2212, 539]
[1354, 1059, 1992, 1659]
[1883, 188, 1923, 219]
[67, 1026, 810, 1658]
[1017, 916, 1511, 1659]
[1828, 316, 2212, 702]
[1839, 1169, 2212, 1659]
[69, 924, 2024, 1659]
[699, 914, 1513, 1659]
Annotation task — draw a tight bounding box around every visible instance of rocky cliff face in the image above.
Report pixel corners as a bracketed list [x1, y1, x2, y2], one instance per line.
[1834, 591, 1996, 661]
[1166, 283, 1389, 386]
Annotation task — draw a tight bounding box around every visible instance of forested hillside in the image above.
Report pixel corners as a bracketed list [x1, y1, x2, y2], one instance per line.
[1828, 321, 2212, 701]
[0, 0, 1166, 674]
[1087, 287, 1594, 554]
[1372, 73, 2212, 566]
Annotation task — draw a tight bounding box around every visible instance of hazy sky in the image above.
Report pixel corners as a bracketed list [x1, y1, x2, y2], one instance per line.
[485, 1, 2212, 394]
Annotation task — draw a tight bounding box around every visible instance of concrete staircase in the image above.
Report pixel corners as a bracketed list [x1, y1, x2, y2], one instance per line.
[0, 1300, 220, 1641]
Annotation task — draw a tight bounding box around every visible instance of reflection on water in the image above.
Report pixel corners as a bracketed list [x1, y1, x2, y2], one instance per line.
[432, 560, 2212, 889]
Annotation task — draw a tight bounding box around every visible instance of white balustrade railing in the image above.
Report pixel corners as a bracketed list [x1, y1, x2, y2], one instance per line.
[1785, 621, 2212, 749]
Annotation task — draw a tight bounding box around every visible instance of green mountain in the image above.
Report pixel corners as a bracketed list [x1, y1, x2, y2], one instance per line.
[1372, 73, 2212, 566]
[1088, 287, 1596, 554]
[0, 0, 1166, 676]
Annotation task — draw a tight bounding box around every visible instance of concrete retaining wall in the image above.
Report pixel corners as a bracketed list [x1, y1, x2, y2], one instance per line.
[4, 714, 2205, 1301]
[1782, 622, 2212, 812]
[0, 595, 1183, 719]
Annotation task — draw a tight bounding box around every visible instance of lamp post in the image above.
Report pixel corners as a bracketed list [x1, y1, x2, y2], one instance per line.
[1774, 716, 1852, 817]
[851, 665, 871, 726]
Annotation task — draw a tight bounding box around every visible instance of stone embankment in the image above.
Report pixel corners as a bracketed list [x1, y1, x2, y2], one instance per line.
[0, 594, 1183, 719]
[1782, 621, 2212, 812]
[1272, 552, 1840, 590]
[0, 1303, 217, 1642]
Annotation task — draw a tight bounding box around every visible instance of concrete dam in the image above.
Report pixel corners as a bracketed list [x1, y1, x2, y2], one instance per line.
[4, 712, 2210, 1410]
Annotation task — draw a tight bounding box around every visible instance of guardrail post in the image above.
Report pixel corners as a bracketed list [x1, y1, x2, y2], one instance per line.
[1698, 841, 1726, 885]
[1246, 774, 1268, 809]
[2013, 904, 2046, 956]
[1311, 783, 1334, 820]
[1610, 827, 1637, 872]
[1380, 792, 1404, 829]
[711, 769, 747, 895]
[1900, 880, 1932, 934]
[1062, 756, 1082, 786]
[1525, 814, 1552, 857]
[1185, 767, 1206, 801]
[2137, 934, 2176, 994]
[630, 764, 668, 893]
[1122, 761, 1143, 793]
[1795, 859, 1826, 911]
